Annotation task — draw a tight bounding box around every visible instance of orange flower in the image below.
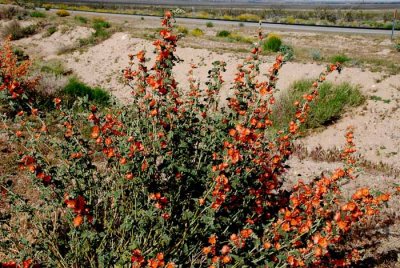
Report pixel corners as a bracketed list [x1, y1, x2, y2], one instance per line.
[165, 10, 172, 18]
[202, 246, 211, 255]
[240, 229, 253, 238]
[352, 188, 369, 200]
[141, 160, 148, 171]
[222, 255, 231, 264]
[377, 193, 390, 202]
[208, 235, 217, 245]
[221, 245, 231, 255]
[337, 220, 348, 231]
[137, 50, 145, 62]
[91, 126, 100, 139]
[73, 215, 83, 227]
[263, 242, 271, 249]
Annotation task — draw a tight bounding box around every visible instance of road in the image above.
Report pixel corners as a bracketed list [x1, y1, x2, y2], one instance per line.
[51, 9, 399, 36]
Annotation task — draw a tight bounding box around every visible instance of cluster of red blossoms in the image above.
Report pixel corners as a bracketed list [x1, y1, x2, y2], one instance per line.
[1, 259, 39, 268]
[64, 194, 93, 227]
[149, 192, 170, 219]
[19, 155, 51, 184]
[131, 249, 175, 268]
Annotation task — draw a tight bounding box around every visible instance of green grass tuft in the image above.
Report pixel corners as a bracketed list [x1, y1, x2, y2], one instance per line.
[263, 34, 282, 52]
[272, 79, 365, 131]
[62, 78, 111, 106]
[30, 11, 46, 18]
[331, 54, 351, 64]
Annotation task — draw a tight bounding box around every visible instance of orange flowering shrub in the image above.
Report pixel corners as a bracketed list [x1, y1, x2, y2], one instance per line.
[0, 37, 39, 117]
[1, 11, 394, 267]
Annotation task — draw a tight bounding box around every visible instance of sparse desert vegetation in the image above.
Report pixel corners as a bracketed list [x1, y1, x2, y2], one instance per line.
[0, 3, 400, 267]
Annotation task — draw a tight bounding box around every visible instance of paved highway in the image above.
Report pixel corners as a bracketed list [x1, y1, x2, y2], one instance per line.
[49, 8, 399, 36]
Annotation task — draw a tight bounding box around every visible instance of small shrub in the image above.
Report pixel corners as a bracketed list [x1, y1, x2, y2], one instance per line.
[310, 49, 322, 61]
[13, 47, 29, 62]
[93, 17, 111, 29]
[0, 6, 26, 20]
[176, 25, 188, 35]
[262, 33, 282, 52]
[227, 32, 254, 43]
[190, 28, 204, 37]
[395, 43, 400, 52]
[216, 30, 231, 37]
[62, 78, 111, 106]
[331, 54, 351, 64]
[273, 80, 365, 130]
[74, 15, 88, 24]
[1, 21, 37, 40]
[30, 11, 46, 18]
[279, 44, 294, 60]
[37, 59, 68, 76]
[92, 18, 111, 39]
[56, 9, 70, 17]
[238, 22, 245, 27]
[45, 26, 57, 37]
[1, 20, 23, 39]
[206, 21, 214, 27]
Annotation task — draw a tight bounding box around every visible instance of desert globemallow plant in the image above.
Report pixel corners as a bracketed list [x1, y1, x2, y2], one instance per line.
[0, 10, 395, 267]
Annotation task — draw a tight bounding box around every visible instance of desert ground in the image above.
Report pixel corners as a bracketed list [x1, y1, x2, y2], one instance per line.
[1, 6, 400, 266]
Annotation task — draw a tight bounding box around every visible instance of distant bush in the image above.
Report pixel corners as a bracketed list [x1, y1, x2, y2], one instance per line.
[206, 21, 214, 27]
[331, 54, 351, 64]
[310, 49, 322, 61]
[197, 11, 210, 19]
[62, 78, 111, 106]
[216, 30, 253, 43]
[262, 33, 282, 52]
[395, 43, 400, 52]
[56, 9, 70, 17]
[1, 21, 37, 40]
[222, 14, 233, 20]
[75, 15, 88, 24]
[236, 13, 261, 22]
[273, 80, 365, 130]
[190, 28, 204, 37]
[238, 22, 245, 27]
[285, 16, 296, 24]
[216, 30, 231, 37]
[43, 4, 52, 11]
[30, 11, 46, 18]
